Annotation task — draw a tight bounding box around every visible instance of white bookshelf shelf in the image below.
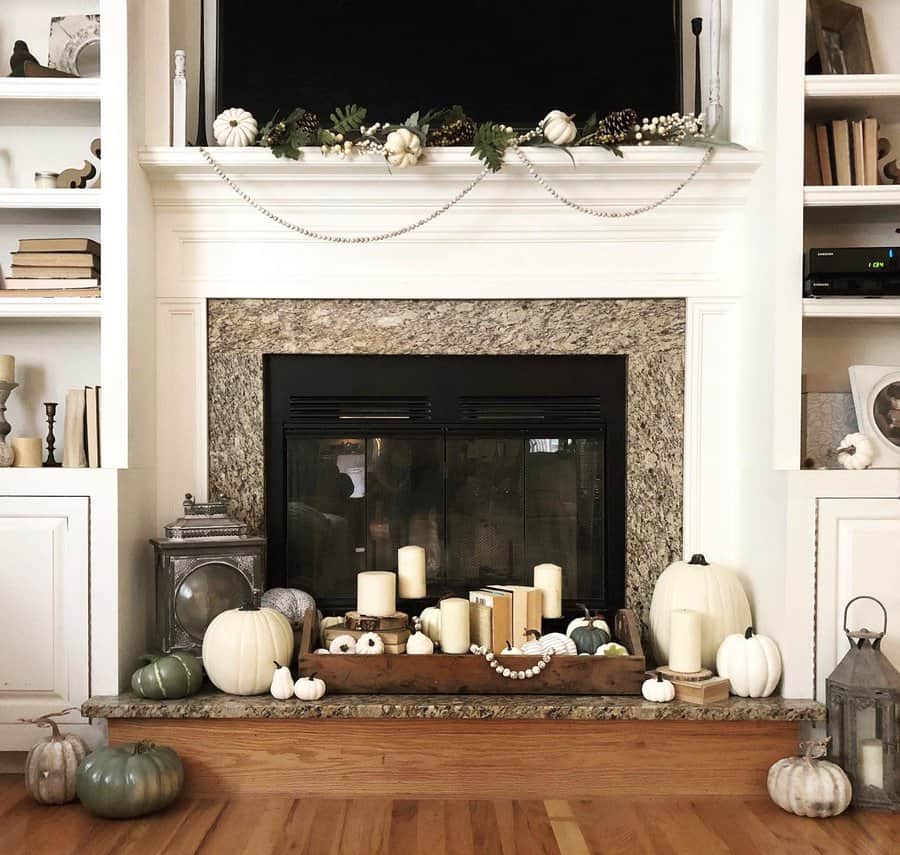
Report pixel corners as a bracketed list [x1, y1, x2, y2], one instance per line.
[806, 74, 900, 100]
[0, 78, 101, 102]
[803, 185, 900, 207]
[0, 466, 115, 495]
[0, 189, 101, 210]
[803, 298, 900, 318]
[0, 297, 103, 319]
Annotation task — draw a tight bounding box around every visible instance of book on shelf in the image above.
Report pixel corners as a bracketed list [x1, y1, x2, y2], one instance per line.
[863, 117, 879, 186]
[831, 119, 852, 186]
[0, 287, 100, 298]
[815, 124, 834, 186]
[17, 238, 100, 254]
[483, 585, 542, 650]
[85, 386, 101, 468]
[811, 117, 881, 188]
[469, 589, 513, 653]
[9, 267, 100, 279]
[852, 119, 865, 186]
[63, 386, 102, 468]
[670, 676, 730, 705]
[469, 602, 493, 650]
[11, 251, 99, 269]
[804, 124, 822, 186]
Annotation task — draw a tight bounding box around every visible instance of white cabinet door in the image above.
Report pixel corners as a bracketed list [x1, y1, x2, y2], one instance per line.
[816, 499, 900, 701]
[0, 497, 89, 749]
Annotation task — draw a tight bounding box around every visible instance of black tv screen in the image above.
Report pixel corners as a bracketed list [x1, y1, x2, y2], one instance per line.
[215, 1, 683, 129]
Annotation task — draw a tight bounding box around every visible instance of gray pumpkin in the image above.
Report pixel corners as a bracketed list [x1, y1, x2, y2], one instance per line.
[20, 708, 88, 805]
[570, 611, 611, 654]
[260, 588, 318, 630]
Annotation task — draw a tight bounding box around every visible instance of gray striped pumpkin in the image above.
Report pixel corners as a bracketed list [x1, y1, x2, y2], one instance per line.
[767, 742, 851, 817]
[131, 652, 204, 699]
[21, 709, 88, 805]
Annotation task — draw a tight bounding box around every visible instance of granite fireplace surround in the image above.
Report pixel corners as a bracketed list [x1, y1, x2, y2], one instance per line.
[208, 298, 684, 630]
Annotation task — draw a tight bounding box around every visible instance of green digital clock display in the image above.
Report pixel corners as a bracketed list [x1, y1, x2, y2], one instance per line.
[868, 260, 887, 269]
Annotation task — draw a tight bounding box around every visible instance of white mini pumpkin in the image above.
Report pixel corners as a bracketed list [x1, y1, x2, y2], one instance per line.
[642, 673, 675, 703]
[522, 630, 577, 656]
[384, 128, 423, 168]
[294, 674, 327, 701]
[541, 110, 577, 146]
[329, 634, 357, 654]
[420, 606, 442, 645]
[767, 740, 851, 818]
[202, 600, 293, 695]
[406, 628, 434, 655]
[20, 710, 88, 805]
[320, 616, 344, 638]
[649, 554, 752, 670]
[214, 108, 258, 147]
[500, 641, 522, 655]
[314, 648, 331, 655]
[596, 642, 629, 657]
[836, 432, 875, 470]
[270, 662, 294, 700]
[356, 632, 384, 655]
[716, 626, 782, 698]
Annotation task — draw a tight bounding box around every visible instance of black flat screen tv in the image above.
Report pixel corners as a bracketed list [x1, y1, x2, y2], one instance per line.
[214, 1, 683, 129]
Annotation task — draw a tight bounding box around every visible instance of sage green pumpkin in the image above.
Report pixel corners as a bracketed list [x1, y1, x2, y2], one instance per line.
[76, 742, 184, 819]
[570, 615, 611, 655]
[131, 652, 204, 699]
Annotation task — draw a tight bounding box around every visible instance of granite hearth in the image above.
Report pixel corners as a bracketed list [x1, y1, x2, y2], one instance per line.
[207, 298, 685, 630]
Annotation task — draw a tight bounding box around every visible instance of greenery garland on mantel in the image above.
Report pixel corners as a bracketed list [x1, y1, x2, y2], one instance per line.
[257, 105, 734, 171]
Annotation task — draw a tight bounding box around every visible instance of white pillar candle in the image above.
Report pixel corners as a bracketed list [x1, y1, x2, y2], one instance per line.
[12, 437, 42, 467]
[0, 355, 14, 383]
[357, 571, 396, 618]
[669, 609, 702, 673]
[397, 545, 426, 599]
[533, 563, 563, 618]
[440, 598, 470, 654]
[860, 739, 884, 789]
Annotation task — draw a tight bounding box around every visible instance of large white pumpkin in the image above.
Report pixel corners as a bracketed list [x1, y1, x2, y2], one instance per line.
[716, 626, 782, 697]
[649, 554, 752, 670]
[767, 741, 851, 818]
[202, 602, 293, 695]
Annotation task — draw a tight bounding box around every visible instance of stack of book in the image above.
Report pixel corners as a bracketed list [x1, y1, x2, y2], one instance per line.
[805, 118, 879, 187]
[469, 585, 543, 653]
[63, 386, 102, 468]
[1, 238, 100, 298]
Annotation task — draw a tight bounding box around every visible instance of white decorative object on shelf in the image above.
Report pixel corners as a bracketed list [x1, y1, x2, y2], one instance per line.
[533, 563, 562, 618]
[356, 571, 396, 617]
[522, 630, 577, 656]
[836, 432, 875, 470]
[214, 108, 258, 147]
[397, 545, 426, 598]
[384, 128, 422, 168]
[49, 14, 101, 77]
[313, 648, 330, 655]
[716, 626, 782, 698]
[439, 598, 470, 654]
[406, 621, 434, 655]
[540, 111, 577, 146]
[419, 605, 441, 645]
[355, 632, 384, 655]
[470, 644, 552, 680]
[294, 674, 326, 700]
[172, 50, 187, 147]
[668, 609, 702, 674]
[269, 662, 294, 700]
[642, 673, 675, 703]
[328, 634, 356, 654]
[849, 365, 900, 467]
[500, 642, 522, 655]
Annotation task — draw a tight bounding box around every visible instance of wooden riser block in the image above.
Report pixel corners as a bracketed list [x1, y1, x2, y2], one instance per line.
[108, 719, 798, 799]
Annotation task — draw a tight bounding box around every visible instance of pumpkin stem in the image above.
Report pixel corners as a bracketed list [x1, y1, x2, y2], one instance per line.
[240, 588, 262, 611]
[576, 603, 591, 620]
[273, 661, 282, 670]
[133, 741, 156, 754]
[688, 554, 709, 566]
[525, 629, 541, 640]
[506, 640, 513, 650]
[656, 673, 665, 683]
[309, 673, 317, 680]
[16, 707, 76, 741]
[744, 627, 755, 639]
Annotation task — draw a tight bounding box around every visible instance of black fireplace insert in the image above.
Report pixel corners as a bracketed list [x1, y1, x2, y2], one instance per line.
[264, 354, 626, 615]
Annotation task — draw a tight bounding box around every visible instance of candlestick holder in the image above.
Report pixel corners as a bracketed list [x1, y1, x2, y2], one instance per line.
[43, 402, 61, 467]
[0, 381, 19, 467]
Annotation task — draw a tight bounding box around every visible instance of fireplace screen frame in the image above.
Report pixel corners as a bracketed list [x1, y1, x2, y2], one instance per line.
[264, 354, 627, 616]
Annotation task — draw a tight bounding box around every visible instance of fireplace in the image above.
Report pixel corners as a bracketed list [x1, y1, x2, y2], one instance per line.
[264, 354, 627, 615]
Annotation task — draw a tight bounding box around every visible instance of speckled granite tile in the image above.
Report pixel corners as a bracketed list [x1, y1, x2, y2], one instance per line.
[83, 689, 824, 722]
[208, 299, 685, 634]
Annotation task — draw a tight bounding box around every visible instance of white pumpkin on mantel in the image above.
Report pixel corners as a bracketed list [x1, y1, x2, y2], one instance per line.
[716, 627, 782, 698]
[202, 600, 293, 695]
[213, 107, 258, 147]
[419, 606, 442, 646]
[649, 554, 752, 670]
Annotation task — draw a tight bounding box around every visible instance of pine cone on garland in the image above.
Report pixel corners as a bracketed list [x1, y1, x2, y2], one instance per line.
[298, 111, 320, 137]
[428, 116, 476, 147]
[599, 108, 638, 143]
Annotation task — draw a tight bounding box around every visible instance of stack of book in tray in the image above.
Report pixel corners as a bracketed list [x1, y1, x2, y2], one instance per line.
[1, 238, 100, 298]
[469, 585, 543, 653]
[804, 118, 879, 186]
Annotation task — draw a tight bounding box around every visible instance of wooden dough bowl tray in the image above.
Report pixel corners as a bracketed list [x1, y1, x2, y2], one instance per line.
[297, 608, 645, 695]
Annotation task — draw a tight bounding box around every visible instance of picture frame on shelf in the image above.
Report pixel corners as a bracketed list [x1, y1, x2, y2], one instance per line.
[807, 0, 874, 75]
[849, 365, 900, 468]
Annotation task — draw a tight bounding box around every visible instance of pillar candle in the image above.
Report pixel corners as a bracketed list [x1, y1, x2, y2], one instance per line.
[397, 545, 426, 599]
[440, 598, 470, 654]
[12, 437, 43, 468]
[357, 571, 396, 617]
[0, 355, 14, 383]
[533, 563, 563, 618]
[860, 739, 884, 789]
[668, 609, 702, 673]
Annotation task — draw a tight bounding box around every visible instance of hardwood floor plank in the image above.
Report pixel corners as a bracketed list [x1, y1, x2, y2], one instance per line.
[278, 798, 318, 854]
[642, 798, 731, 854]
[387, 799, 418, 851]
[0, 778, 29, 818]
[444, 799, 476, 854]
[194, 798, 294, 855]
[543, 801, 589, 855]
[514, 800, 561, 855]
[470, 797, 505, 853]
[416, 799, 447, 855]
[336, 799, 392, 855]
[570, 798, 663, 855]
[150, 800, 228, 855]
[692, 797, 816, 855]
[302, 799, 348, 855]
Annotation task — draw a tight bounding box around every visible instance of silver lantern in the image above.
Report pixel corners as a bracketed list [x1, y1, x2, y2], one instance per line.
[826, 596, 900, 810]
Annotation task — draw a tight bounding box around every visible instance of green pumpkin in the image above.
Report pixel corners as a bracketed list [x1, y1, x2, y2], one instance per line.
[76, 742, 184, 819]
[570, 616, 611, 655]
[131, 652, 204, 699]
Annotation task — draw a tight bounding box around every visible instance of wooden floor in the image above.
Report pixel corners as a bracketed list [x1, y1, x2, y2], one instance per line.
[1, 776, 898, 854]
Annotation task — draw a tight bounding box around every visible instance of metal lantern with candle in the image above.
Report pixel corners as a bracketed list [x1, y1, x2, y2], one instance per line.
[826, 596, 900, 810]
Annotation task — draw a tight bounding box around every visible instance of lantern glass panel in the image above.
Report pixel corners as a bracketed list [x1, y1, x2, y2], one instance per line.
[856, 705, 878, 741]
[175, 561, 252, 640]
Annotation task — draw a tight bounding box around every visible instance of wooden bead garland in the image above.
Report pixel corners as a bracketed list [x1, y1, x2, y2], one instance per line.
[469, 644, 552, 680]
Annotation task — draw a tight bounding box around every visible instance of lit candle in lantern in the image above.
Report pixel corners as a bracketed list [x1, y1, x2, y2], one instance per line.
[860, 739, 884, 789]
[398, 545, 426, 599]
[357, 571, 396, 617]
[669, 609, 702, 673]
[533, 563, 563, 618]
[440, 598, 470, 654]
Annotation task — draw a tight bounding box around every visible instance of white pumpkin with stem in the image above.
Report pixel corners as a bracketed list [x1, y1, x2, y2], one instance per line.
[329, 634, 357, 655]
[596, 642, 629, 657]
[270, 662, 294, 700]
[202, 594, 293, 695]
[19, 708, 88, 805]
[836, 432, 875, 470]
[419, 606, 442, 646]
[294, 673, 327, 701]
[541, 110, 577, 145]
[767, 739, 851, 818]
[649, 553, 752, 670]
[716, 626, 782, 697]
[384, 128, 423, 168]
[407, 619, 435, 655]
[500, 641, 522, 655]
[356, 632, 385, 655]
[642, 673, 675, 703]
[213, 108, 258, 147]
[522, 629, 577, 656]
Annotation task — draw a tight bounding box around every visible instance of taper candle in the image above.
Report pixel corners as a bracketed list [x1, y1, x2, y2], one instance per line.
[357, 571, 396, 617]
[440, 598, 470, 654]
[0, 355, 14, 384]
[860, 739, 884, 789]
[12, 437, 43, 468]
[398, 545, 426, 599]
[533, 563, 563, 618]
[668, 609, 702, 673]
